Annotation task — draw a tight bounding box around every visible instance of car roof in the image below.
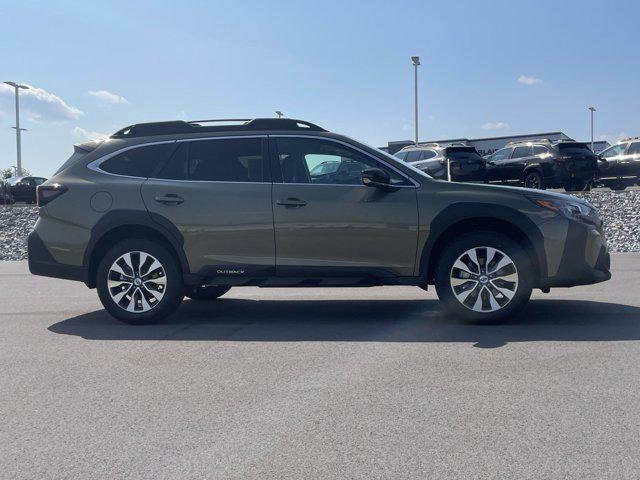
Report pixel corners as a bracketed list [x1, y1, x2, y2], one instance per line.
[110, 118, 326, 140]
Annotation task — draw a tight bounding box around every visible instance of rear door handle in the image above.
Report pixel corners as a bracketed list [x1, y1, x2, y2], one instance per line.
[154, 194, 184, 205]
[276, 198, 307, 208]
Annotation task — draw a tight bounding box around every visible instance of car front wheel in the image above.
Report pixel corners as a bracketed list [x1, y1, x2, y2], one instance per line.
[434, 232, 533, 324]
[96, 239, 184, 325]
[523, 171, 545, 190]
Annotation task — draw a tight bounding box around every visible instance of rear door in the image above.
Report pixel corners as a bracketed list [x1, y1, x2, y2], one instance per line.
[141, 136, 275, 278]
[271, 136, 419, 277]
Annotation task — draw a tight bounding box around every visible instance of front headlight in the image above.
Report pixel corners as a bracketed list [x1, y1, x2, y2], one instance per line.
[528, 196, 599, 225]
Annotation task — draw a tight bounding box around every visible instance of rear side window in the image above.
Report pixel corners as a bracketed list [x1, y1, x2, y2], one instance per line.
[100, 143, 173, 177]
[405, 151, 421, 162]
[628, 142, 640, 154]
[511, 146, 532, 158]
[156, 138, 265, 182]
[420, 150, 437, 160]
[533, 145, 549, 155]
[394, 151, 408, 161]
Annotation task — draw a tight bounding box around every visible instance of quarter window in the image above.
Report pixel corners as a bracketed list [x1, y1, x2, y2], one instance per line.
[100, 143, 174, 178]
[276, 137, 408, 186]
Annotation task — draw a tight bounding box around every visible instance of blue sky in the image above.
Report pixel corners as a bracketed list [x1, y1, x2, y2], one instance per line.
[1, 0, 638, 176]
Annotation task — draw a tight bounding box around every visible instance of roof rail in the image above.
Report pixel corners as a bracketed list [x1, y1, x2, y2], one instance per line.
[506, 138, 553, 146]
[110, 118, 326, 139]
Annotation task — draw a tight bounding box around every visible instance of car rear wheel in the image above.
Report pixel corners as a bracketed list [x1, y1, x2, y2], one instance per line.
[523, 171, 545, 190]
[96, 239, 184, 325]
[434, 232, 533, 324]
[185, 285, 231, 301]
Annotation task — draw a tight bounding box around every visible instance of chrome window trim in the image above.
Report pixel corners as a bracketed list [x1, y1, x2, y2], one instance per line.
[270, 134, 420, 187]
[87, 140, 177, 179]
[87, 135, 269, 182]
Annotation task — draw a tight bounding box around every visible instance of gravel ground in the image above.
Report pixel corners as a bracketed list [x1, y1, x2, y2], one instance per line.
[0, 189, 638, 261]
[0, 205, 39, 261]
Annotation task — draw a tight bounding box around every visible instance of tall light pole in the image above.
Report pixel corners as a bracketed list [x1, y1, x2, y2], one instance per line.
[588, 106, 596, 152]
[411, 56, 420, 145]
[4, 81, 29, 176]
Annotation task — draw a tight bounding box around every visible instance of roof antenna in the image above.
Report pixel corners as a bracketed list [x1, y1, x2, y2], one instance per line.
[275, 111, 284, 118]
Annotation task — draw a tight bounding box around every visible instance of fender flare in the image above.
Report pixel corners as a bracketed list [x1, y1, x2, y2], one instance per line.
[82, 209, 190, 285]
[419, 202, 548, 282]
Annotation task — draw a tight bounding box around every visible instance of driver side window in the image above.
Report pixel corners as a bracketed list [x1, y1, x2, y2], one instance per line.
[276, 137, 408, 186]
[601, 144, 627, 158]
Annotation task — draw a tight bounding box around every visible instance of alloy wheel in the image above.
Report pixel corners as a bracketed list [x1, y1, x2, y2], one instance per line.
[107, 251, 167, 313]
[524, 173, 542, 189]
[449, 246, 519, 313]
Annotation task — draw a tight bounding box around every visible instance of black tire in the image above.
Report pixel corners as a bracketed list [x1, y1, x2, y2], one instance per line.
[96, 239, 184, 325]
[523, 171, 545, 190]
[434, 232, 533, 324]
[611, 184, 627, 191]
[184, 285, 231, 301]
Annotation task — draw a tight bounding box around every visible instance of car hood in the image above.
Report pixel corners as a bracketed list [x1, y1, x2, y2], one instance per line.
[435, 179, 593, 206]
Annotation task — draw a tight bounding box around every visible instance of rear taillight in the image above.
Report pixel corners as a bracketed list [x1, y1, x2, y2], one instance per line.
[37, 184, 67, 207]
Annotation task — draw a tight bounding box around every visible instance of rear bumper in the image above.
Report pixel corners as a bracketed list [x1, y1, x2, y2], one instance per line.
[28, 231, 87, 283]
[539, 220, 611, 288]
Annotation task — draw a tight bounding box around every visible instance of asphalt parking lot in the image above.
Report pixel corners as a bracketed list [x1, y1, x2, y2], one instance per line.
[2, 254, 640, 479]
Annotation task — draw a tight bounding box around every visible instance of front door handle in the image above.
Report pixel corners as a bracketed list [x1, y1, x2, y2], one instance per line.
[276, 198, 307, 208]
[154, 194, 184, 205]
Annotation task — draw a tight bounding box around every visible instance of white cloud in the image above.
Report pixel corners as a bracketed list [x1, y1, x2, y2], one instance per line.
[0, 82, 83, 122]
[482, 121, 510, 130]
[175, 110, 187, 120]
[518, 74, 542, 85]
[88, 89, 129, 104]
[72, 126, 109, 141]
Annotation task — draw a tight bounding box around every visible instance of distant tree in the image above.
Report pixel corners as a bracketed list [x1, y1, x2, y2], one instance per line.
[2, 167, 32, 178]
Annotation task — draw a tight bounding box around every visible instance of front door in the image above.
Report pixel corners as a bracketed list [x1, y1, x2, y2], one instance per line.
[271, 136, 419, 278]
[141, 136, 275, 278]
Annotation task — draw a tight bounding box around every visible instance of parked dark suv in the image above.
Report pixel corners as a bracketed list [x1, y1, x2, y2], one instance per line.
[6, 176, 48, 203]
[484, 140, 598, 191]
[395, 144, 485, 182]
[29, 118, 610, 324]
[596, 137, 640, 190]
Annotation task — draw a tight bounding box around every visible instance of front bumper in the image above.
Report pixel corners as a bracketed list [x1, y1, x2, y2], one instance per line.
[539, 219, 611, 288]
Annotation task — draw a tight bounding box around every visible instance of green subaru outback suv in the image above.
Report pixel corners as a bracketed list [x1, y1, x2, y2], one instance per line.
[28, 118, 611, 324]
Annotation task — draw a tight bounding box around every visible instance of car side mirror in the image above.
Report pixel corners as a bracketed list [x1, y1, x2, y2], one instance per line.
[362, 168, 394, 190]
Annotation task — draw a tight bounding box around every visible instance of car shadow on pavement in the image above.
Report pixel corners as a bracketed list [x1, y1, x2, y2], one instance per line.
[48, 298, 640, 348]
